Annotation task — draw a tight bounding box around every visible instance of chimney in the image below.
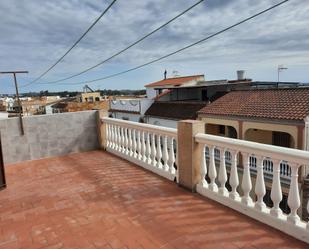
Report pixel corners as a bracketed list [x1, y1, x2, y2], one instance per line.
[164, 70, 167, 80]
[237, 70, 245, 80]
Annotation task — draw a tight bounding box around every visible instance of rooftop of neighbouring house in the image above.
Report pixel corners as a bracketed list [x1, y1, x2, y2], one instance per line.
[198, 88, 309, 122]
[144, 74, 205, 88]
[0, 150, 307, 249]
[145, 101, 207, 120]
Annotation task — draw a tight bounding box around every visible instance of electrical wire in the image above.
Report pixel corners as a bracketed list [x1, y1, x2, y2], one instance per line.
[23, 0, 118, 87]
[24, 0, 205, 86]
[54, 0, 289, 86]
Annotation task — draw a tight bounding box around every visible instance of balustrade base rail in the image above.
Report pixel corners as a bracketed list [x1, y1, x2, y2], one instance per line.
[196, 184, 309, 243]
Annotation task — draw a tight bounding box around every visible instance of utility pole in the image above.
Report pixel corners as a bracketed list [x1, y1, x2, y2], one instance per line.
[0, 71, 29, 135]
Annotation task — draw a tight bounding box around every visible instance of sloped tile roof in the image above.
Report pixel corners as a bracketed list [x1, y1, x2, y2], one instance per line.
[144, 75, 204, 88]
[198, 88, 309, 121]
[145, 101, 207, 120]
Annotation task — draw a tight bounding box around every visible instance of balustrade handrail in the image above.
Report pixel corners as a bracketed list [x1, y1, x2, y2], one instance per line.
[195, 133, 309, 166]
[102, 117, 177, 137]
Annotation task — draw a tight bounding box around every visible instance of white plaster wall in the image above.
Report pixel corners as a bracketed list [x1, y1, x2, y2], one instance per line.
[110, 112, 141, 122]
[146, 88, 157, 99]
[146, 117, 178, 129]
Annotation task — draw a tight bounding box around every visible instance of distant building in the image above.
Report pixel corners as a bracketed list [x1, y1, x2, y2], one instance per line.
[143, 71, 301, 128]
[77, 85, 101, 103]
[51, 98, 109, 114]
[109, 97, 153, 122]
[144, 74, 205, 99]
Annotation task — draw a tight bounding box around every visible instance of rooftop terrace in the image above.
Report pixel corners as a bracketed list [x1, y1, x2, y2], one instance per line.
[1, 110, 309, 248]
[1, 150, 307, 249]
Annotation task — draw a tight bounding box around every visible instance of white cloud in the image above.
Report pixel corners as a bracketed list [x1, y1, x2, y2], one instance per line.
[0, 0, 308, 92]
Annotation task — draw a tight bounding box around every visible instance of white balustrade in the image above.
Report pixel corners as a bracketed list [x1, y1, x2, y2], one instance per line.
[156, 135, 163, 169]
[162, 136, 169, 171]
[141, 131, 146, 162]
[199, 145, 208, 188]
[218, 147, 228, 196]
[208, 145, 218, 192]
[270, 159, 283, 218]
[194, 133, 309, 244]
[151, 133, 157, 167]
[287, 163, 301, 224]
[128, 128, 133, 156]
[241, 152, 253, 206]
[168, 138, 176, 175]
[229, 150, 239, 200]
[137, 130, 141, 160]
[255, 156, 266, 211]
[102, 117, 177, 181]
[102, 118, 309, 243]
[146, 132, 151, 164]
[132, 129, 137, 158]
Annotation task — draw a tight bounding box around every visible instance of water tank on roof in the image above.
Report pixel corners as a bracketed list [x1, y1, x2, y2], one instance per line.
[237, 70, 245, 80]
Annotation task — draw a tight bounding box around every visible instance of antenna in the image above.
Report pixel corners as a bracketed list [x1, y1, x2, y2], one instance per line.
[277, 64, 288, 87]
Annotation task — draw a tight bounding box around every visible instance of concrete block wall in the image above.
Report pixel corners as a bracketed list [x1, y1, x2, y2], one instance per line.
[0, 111, 99, 164]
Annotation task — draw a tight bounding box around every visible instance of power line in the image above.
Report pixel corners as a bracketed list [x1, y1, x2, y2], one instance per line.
[24, 0, 205, 86]
[23, 0, 118, 87]
[36, 0, 291, 87]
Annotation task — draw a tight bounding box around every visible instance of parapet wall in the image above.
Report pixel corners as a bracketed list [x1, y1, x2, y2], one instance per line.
[0, 111, 99, 164]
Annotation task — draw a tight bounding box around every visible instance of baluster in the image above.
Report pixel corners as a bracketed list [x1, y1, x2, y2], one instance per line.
[128, 128, 133, 156]
[105, 124, 110, 148]
[287, 163, 301, 224]
[114, 125, 119, 150]
[132, 129, 137, 158]
[156, 134, 163, 169]
[241, 152, 253, 206]
[137, 130, 141, 159]
[168, 138, 176, 174]
[229, 150, 239, 200]
[124, 128, 129, 155]
[200, 145, 208, 188]
[141, 131, 146, 162]
[121, 127, 125, 153]
[270, 159, 283, 217]
[151, 133, 157, 167]
[162, 135, 169, 171]
[109, 124, 113, 149]
[117, 126, 121, 152]
[146, 132, 151, 164]
[218, 147, 228, 196]
[255, 156, 266, 211]
[208, 145, 218, 192]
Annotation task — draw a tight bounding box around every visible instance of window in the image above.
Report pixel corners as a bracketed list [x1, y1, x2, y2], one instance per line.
[122, 117, 129, 121]
[95, 97, 100, 102]
[219, 125, 225, 135]
[88, 97, 94, 103]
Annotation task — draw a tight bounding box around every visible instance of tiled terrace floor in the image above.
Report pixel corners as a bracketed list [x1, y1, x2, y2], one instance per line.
[0, 151, 307, 249]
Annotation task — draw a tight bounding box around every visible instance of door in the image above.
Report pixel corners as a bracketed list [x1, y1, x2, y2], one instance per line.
[0, 134, 6, 189]
[201, 89, 208, 101]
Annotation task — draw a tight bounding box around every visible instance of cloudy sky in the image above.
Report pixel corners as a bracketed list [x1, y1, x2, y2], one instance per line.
[0, 0, 308, 93]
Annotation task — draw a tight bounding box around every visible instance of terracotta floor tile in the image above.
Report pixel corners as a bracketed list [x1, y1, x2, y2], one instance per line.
[0, 150, 307, 249]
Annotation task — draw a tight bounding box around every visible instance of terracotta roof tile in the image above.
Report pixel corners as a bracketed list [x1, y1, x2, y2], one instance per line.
[198, 88, 309, 121]
[144, 75, 204, 88]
